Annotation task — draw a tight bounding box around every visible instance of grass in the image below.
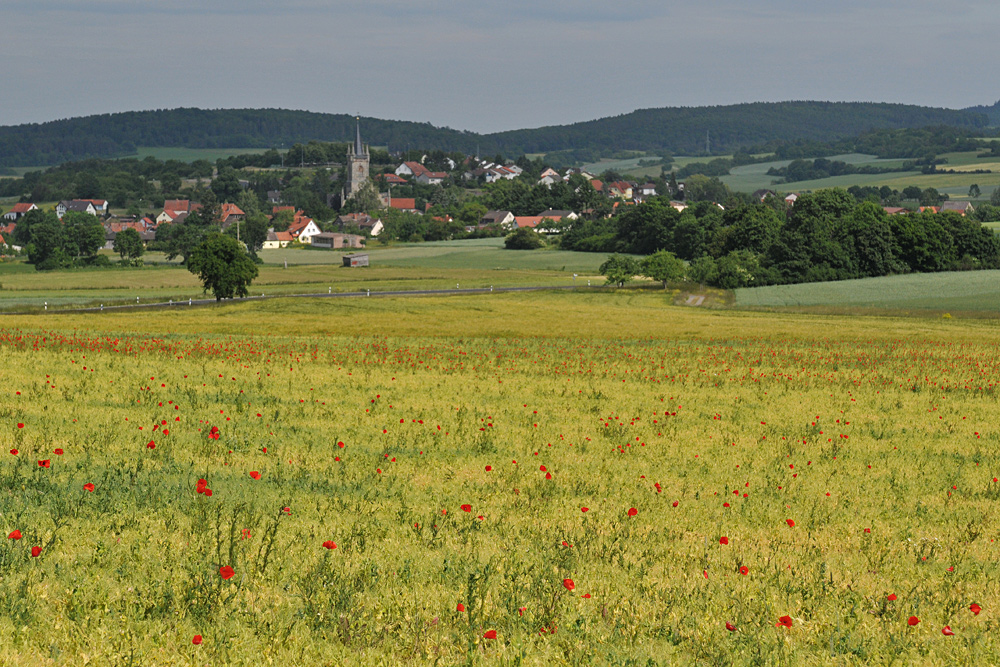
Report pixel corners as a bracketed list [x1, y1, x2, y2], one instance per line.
[132, 147, 275, 163]
[735, 270, 1000, 312]
[0, 240, 613, 310]
[0, 294, 1000, 664]
[722, 151, 1000, 197]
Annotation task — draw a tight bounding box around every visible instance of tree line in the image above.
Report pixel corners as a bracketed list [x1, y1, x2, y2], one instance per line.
[568, 190, 1000, 289]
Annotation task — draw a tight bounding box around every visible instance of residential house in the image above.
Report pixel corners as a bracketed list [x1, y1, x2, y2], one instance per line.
[287, 215, 322, 243]
[669, 201, 688, 212]
[311, 233, 366, 249]
[262, 230, 294, 249]
[515, 216, 544, 229]
[381, 173, 407, 185]
[606, 182, 634, 200]
[219, 203, 246, 228]
[940, 201, 974, 215]
[388, 198, 419, 213]
[919, 206, 940, 214]
[158, 200, 200, 224]
[784, 193, 798, 206]
[882, 207, 908, 216]
[480, 210, 515, 228]
[267, 190, 282, 204]
[752, 189, 777, 202]
[56, 200, 98, 219]
[415, 170, 448, 186]
[538, 168, 561, 186]
[536, 209, 578, 222]
[395, 161, 432, 178]
[637, 184, 657, 197]
[336, 212, 384, 237]
[3, 203, 37, 221]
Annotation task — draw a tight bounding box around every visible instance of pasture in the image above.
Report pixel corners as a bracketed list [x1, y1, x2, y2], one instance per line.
[0, 293, 998, 664]
[0, 239, 610, 311]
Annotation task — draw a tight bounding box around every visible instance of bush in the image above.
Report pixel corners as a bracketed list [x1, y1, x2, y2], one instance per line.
[504, 228, 546, 250]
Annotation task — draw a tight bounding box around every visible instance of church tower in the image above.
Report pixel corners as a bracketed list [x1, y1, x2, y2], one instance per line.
[345, 117, 370, 199]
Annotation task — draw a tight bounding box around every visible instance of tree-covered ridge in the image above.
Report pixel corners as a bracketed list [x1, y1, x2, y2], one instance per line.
[488, 102, 989, 156]
[0, 102, 990, 168]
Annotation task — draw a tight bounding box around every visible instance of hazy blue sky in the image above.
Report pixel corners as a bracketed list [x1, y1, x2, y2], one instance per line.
[2, 0, 998, 132]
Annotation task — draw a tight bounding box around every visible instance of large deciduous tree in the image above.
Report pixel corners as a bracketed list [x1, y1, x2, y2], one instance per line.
[187, 233, 259, 300]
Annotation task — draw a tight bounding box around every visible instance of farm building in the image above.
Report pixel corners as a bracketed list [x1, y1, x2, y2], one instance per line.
[313, 233, 366, 249]
[343, 253, 369, 267]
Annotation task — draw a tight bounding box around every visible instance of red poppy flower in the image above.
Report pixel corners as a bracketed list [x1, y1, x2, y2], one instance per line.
[627, 507, 638, 517]
[483, 630, 497, 640]
[30, 546, 41, 557]
[53, 449, 63, 456]
[726, 622, 737, 632]
[83, 483, 94, 492]
[581, 507, 589, 512]
[907, 616, 920, 626]
[970, 603, 982, 615]
[942, 626, 954, 636]
[563, 578, 575, 591]
[786, 519, 795, 528]
[776, 615, 792, 628]
[456, 603, 465, 612]
[338, 441, 345, 448]
[740, 566, 749, 576]
[581, 593, 591, 599]
[485, 465, 492, 472]
[887, 593, 897, 601]
[219, 566, 235, 580]
[17, 423, 23, 429]
[192, 634, 203, 645]
[37, 460, 50, 468]
[249, 471, 261, 480]
[146, 441, 155, 449]
[8, 530, 21, 540]
[719, 536, 729, 546]
[672, 501, 679, 507]
[9, 449, 16, 456]
[322, 540, 337, 549]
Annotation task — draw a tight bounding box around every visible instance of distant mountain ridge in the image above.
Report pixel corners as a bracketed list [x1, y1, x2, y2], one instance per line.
[0, 102, 991, 168]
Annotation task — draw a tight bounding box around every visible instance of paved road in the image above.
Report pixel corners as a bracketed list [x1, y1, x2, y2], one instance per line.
[24, 283, 600, 314]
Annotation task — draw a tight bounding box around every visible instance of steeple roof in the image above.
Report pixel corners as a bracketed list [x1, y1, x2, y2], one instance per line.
[354, 117, 364, 155]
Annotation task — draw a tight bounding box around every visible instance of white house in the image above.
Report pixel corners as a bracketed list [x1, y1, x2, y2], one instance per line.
[56, 200, 97, 219]
[2, 203, 37, 221]
[288, 217, 322, 244]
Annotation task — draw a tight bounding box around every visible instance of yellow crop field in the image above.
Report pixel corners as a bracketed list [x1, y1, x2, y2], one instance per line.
[0, 294, 998, 664]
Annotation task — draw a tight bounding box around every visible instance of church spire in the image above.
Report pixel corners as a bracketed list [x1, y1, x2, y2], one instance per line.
[354, 116, 364, 156]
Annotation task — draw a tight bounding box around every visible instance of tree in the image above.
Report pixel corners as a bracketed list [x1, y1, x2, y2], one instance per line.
[160, 172, 181, 194]
[341, 181, 382, 213]
[226, 213, 269, 257]
[640, 250, 686, 287]
[62, 212, 105, 258]
[991, 187, 1000, 207]
[504, 227, 546, 249]
[599, 254, 640, 286]
[153, 222, 206, 264]
[187, 233, 259, 300]
[113, 228, 145, 264]
[26, 215, 69, 270]
[969, 184, 981, 199]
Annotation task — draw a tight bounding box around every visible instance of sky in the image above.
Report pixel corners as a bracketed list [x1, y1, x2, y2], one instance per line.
[2, 0, 999, 133]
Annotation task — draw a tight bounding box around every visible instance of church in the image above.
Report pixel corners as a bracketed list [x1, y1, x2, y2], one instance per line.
[343, 118, 370, 202]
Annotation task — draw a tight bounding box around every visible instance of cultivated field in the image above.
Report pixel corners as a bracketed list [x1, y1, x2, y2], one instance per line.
[0, 293, 999, 664]
[735, 270, 1000, 313]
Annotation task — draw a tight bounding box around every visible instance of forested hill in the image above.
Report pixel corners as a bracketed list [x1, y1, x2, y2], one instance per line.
[0, 102, 990, 168]
[964, 99, 1000, 125]
[488, 102, 989, 155]
[0, 109, 478, 168]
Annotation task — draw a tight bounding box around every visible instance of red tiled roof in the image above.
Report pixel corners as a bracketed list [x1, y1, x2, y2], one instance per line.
[403, 161, 431, 177]
[383, 173, 407, 184]
[220, 203, 245, 219]
[164, 199, 191, 212]
[515, 216, 544, 228]
[10, 203, 35, 214]
[390, 198, 417, 211]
